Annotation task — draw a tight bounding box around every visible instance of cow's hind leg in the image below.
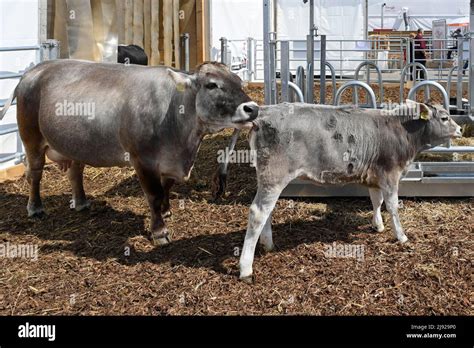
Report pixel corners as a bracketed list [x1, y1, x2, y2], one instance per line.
[239, 185, 284, 283]
[67, 161, 90, 211]
[23, 143, 46, 218]
[259, 212, 274, 252]
[369, 188, 384, 232]
[133, 162, 170, 245]
[382, 186, 408, 243]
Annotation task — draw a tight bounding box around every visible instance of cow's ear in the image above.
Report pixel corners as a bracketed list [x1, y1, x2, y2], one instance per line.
[167, 69, 195, 90]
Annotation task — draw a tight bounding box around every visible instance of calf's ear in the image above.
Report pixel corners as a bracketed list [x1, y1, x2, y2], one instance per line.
[167, 69, 195, 91]
[418, 103, 432, 120]
[405, 99, 432, 121]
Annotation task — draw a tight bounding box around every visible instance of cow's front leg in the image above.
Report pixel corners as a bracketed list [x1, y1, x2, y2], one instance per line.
[369, 188, 384, 232]
[67, 161, 90, 211]
[133, 163, 170, 246]
[259, 212, 274, 252]
[160, 177, 175, 218]
[240, 187, 281, 283]
[382, 186, 408, 243]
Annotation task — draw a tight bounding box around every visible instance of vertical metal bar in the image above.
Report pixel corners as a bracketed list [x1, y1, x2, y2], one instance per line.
[180, 33, 190, 71]
[246, 37, 254, 81]
[471, 0, 474, 115]
[306, 0, 315, 103]
[320, 35, 326, 104]
[306, 34, 314, 103]
[381, 3, 386, 29]
[220, 37, 227, 65]
[456, 36, 463, 110]
[281, 40, 290, 102]
[40, 39, 60, 61]
[269, 32, 277, 104]
[364, 0, 369, 103]
[263, 0, 276, 105]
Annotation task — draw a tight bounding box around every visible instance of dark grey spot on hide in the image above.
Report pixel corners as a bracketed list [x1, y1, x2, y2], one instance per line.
[348, 134, 356, 144]
[325, 115, 337, 130]
[332, 132, 343, 142]
[347, 163, 354, 174]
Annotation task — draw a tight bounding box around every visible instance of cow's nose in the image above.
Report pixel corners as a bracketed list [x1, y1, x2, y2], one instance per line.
[242, 102, 259, 120]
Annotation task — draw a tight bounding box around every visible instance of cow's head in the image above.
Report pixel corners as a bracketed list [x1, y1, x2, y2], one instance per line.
[404, 99, 462, 147]
[167, 62, 258, 131]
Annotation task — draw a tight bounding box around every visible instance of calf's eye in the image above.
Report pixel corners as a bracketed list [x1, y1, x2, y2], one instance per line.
[441, 117, 449, 122]
[206, 82, 218, 90]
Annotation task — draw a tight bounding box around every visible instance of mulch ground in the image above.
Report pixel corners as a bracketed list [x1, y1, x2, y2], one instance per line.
[0, 86, 472, 315]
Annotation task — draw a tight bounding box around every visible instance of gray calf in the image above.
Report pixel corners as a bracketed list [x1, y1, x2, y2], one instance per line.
[237, 101, 461, 282]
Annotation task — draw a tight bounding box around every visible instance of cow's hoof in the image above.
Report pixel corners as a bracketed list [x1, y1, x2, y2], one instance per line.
[239, 275, 254, 284]
[162, 210, 172, 219]
[151, 230, 171, 246]
[74, 201, 91, 212]
[398, 235, 409, 244]
[372, 224, 385, 233]
[27, 205, 46, 219]
[28, 209, 47, 219]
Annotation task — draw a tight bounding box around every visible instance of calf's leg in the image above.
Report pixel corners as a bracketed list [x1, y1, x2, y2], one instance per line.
[133, 162, 170, 245]
[369, 188, 384, 232]
[259, 213, 274, 252]
[67, 161, 90, 211]
[382, 186, 408, 243]
[239, 186, 283, 283]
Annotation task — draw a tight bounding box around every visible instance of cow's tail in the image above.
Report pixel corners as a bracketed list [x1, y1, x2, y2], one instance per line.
[0, 86, 17, 121]
[212, 128, 241, 200]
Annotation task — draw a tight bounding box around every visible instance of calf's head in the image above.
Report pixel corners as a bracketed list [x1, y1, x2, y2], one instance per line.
[403, 100, 462, 147]
[167, 62, 258, 131]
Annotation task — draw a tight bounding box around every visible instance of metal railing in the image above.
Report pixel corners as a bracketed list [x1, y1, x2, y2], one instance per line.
[0, 40, 60, 165]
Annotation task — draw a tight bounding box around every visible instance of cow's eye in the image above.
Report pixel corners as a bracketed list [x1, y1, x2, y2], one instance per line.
[206, 82, 218, 90]
[441, 116, 449, 122]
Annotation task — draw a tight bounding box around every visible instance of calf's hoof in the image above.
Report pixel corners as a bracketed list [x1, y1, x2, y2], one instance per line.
[151, 229, 171, 246]
[260, 242, 275, 253]
[398, 235, 409, 244]
[239, 275, 254, 284]
[372, 223, 385, 233]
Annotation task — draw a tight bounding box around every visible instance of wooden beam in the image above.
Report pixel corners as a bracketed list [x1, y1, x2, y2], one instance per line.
[179, 0, 197, 69]
[144, 0, 151, 61]
[163, 0, 173, 66]
[196, 0, 209, 64]
[133, 0, 144, 47]
[173, 0, 180, 68]
[151, 0, 160, 65]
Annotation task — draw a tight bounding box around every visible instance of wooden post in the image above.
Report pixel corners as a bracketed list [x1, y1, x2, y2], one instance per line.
[180, 0, 197, 69]
[133, 0, 144, 48]
[163, 0, 173, 66]
[151, 0, 160, 65]
[144, 0, 151, 62]
[124, 0, 133, 44]
[196, 0, 210, 64]
[173, 0, 180, 68]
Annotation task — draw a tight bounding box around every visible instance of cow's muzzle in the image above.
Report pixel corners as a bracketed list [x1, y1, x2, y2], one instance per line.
[232, 102, 259, 127]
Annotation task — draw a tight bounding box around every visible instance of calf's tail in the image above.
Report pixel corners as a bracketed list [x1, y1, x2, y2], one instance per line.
[0, 87, 17, 121]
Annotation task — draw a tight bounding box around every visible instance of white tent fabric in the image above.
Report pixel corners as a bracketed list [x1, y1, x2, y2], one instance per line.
[368, 0, 469, 30]
[210, 0, 365, 74]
